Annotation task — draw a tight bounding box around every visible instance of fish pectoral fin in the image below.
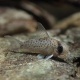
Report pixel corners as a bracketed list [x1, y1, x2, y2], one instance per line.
[45, 54, 54, 60]
[37, 54, 54, 60]
[37, 54, 45, 59]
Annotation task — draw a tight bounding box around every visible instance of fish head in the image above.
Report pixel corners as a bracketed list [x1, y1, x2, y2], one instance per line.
[57, 42, 70, 59]
[51, 39, 70, 60]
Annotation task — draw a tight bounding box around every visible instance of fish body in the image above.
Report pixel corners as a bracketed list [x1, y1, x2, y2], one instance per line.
[21, 37, 56, 55]
[5, 23, 70, 59]
[21, 37, 69, 56]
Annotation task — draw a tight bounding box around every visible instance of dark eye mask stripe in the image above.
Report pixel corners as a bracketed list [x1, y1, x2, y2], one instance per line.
[57, 42, 63, 54]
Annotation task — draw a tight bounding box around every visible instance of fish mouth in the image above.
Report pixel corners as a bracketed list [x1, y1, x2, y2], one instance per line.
[57, 50, 71, 61]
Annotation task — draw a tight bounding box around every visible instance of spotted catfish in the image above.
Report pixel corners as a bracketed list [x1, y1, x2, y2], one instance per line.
[5, 23, 70, 60]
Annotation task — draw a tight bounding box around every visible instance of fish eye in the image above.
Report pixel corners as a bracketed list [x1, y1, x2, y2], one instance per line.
[57, 44, 63, 54]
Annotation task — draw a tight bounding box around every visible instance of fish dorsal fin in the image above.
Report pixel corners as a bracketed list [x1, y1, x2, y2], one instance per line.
[28, 22, 51, 39]
[37, 22, 50, 38]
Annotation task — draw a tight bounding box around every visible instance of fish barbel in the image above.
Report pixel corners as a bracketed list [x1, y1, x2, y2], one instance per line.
[5, 23, 70, 59]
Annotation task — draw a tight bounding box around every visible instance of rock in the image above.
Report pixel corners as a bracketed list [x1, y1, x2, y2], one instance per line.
[0, 59, 76, 80]
[54, 12, 80, 29]
[0, 7, 37, 36]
